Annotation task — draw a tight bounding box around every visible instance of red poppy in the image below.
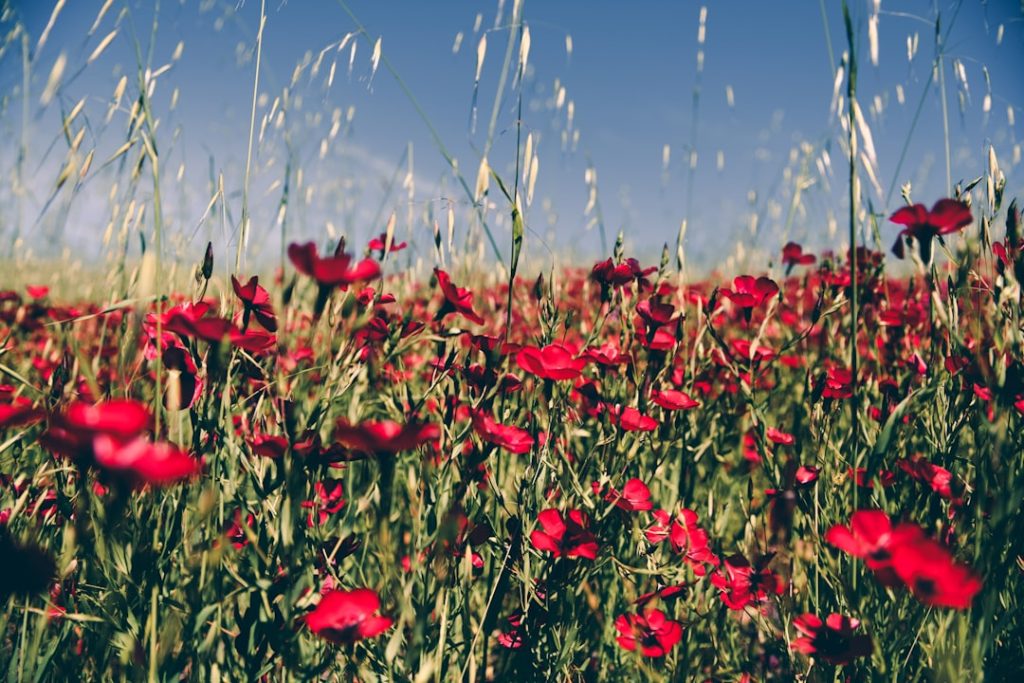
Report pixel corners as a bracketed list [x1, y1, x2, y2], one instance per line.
[889, 199, 972, 263]
[529, 508, 599, 560]
[516, 344, 587, 381]
[720, 276, 779, 312]
[792, 613, 873, 665]
[782, 242, 816, 272]
[367, 232, 408, 256]
[898, 455, 957, 501]
[231, 275, 277, 332]
[766, 427, 795, 446]
[591, 257, 655, 288]
[636, 299, 676, 327]
[434, 268, 484, 325]
[471, 410, 534, 454]
[0, 398, 44, 428]
[647, 508, 718, 575]
[305, 588, 394, 644]
[825, 510, 911, 573]
[60, 400, 152, 439]
[650, 389, 699, 411]
[302, 480, 347, 526]
[92, 434, 201, 488]
[288, 241, 381, 287]
[614, 609, 684, 657]
[890, 537, 982, 609]
[616, 406, 658, 432]
[334, 419, 439, 454]
[594, 478, 653, 512]
[709, 554, 784, 610]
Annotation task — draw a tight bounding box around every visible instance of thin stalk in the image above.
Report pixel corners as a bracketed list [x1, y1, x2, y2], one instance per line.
[843, 1, 860, 588]
[935, 9, 952, 196]
[237, 0, 266, 273]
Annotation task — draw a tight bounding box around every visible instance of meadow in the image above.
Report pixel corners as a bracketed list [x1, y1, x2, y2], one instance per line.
[1, 0, 1023, 681]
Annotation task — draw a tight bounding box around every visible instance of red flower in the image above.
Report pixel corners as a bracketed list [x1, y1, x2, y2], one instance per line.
[305, 588, 394, 644]
[821, 367, 854, 400]
[647, 508, 718, 575]
[650, 389, 699, 411]
[898, 455, 958, 501]
[594, 478, 653, 512]
[616, 406, 658, 432]
[709, 554, 784, 610]
[516, 344, 587, 381]
[0, 398, 44, 428]
[614, 609, 683, 657]
[287, 241, 381, 287]
[529, 508, 599, 560]
[471, 410, 534, 454]
[302, 480, 347, 526]
[889, 199, 972, 263]
[782, 242, 816, 272]
[231, 275, 277, 332]
[334, 419, 439, 454]
[720, 276, 779, 312]
[367, 232, 408, 256]
[766, 427, 795, 446]
[636, 299, 676, 327]
[92, 434, 201, 488]
[591, 257, 655, 288]
[60, 400, 152, 439]
[434, 268, 484, 326]
[826, 510, 980, 606]
[890, 537, 982, 609]
[792, 613, 873, 665]
[824, 510, 910, 573]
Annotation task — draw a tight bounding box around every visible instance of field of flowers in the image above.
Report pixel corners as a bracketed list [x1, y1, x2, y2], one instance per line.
[2, 0, 1023, 680]
[3, 192, 1024, 680]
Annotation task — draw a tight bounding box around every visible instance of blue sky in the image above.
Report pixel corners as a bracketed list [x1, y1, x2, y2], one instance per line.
[2, 0, 1022, 268]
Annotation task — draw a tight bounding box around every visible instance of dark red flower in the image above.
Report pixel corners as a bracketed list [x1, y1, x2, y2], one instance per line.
[516, 344, 587, 381]
[782, 242, 816, 273]
[0, 398, 44, 428]
[334, 419, 439, 454]
[305, 588, 394, 644]
[650, 389, 699, 411]
[825, 509, 910, 573]
[889, 199, 972, 263]
[367, 232, 408, 256]
[615, 406, 658, 432]
[594, 478, 653, 512]
[898, 455, 958, 502]
[720, 276, 779, 313]
[288, 241, 381, 287]
[890, 537, 982, 609]
[529, 508, 598, 560]
[766, 427, 795, 446]
[792, 613, 873, 665]
[92, 434, 201, 488]
[60, 400, 152, 440]
[709, 554, 784, 610]
[434, 268, 484, 326]
[471, 410, 534, 454]
[647, 508, 718, 575]
[231, 275, 277, 332]
[614, 609, 684, 657]
[591, 257, 655, 288]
